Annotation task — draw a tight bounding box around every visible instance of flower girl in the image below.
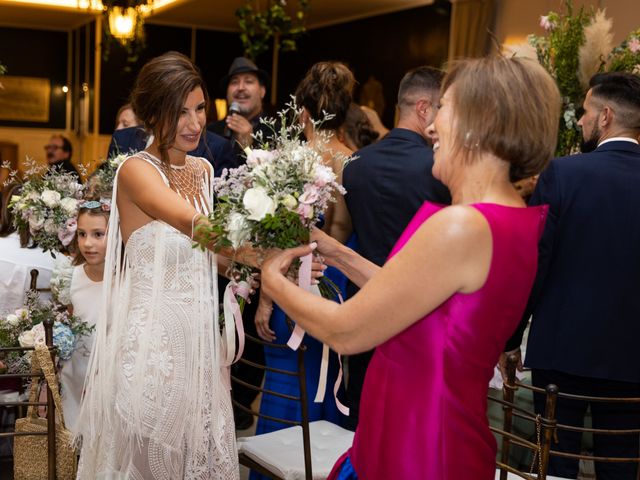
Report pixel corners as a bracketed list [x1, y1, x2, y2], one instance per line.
[59, 198, 109, 430]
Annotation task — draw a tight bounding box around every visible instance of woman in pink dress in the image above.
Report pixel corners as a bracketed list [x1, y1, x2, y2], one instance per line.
[260, 56, 561, 479]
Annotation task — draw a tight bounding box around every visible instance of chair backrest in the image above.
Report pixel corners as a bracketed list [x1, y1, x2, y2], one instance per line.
[489, 355, 558, 480]
[549, 390, 640, 478]
[0, 319, 58, 480]
[232, 326, 313, 480]
[30, 268, 52, 295]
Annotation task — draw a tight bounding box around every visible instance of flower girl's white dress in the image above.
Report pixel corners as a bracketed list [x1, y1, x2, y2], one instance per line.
[75, 153, 238, 479]
[59, 265, 100, 431]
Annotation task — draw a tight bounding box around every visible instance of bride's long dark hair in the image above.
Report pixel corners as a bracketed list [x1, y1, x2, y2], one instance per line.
[130, 51, 210, 172]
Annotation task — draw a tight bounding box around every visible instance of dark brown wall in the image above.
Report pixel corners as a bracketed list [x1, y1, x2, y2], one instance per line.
[0, 1, 450, 134]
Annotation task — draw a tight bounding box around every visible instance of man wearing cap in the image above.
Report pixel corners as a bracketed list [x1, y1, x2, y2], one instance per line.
[208, 57, 271, 166]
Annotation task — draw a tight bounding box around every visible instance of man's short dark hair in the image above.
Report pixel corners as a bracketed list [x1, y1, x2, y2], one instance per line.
[589, 72, 640, 130]
[397, 66, 444, 107]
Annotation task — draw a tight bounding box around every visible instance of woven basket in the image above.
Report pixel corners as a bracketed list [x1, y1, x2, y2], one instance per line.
[13, 345, 77, 480]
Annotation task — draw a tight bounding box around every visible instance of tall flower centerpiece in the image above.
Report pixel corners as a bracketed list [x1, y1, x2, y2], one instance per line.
[0, 292, 94, 375]
[521, 1, 640, 156]
[9, 159, 83, 255]
[527, 2, 594, 156]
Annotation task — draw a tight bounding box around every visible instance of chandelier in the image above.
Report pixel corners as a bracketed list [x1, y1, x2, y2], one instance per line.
[103, 0, 154, 45]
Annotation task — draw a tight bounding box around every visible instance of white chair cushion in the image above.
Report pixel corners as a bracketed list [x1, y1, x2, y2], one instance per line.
[495, 468, 566, 479]
[237, 420, 354, 480]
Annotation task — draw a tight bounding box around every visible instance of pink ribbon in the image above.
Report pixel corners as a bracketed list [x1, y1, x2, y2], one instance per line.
[286, 253, 350, 416]
[286, 253, 312, 350]
[222, 280, 250, 366]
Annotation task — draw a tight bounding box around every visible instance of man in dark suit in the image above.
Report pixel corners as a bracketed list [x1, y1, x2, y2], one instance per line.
[207, 57, 273, 167]
[504, 72, 640, 479]
[106, 125, 235, 176]
[340, 66, 451, 430]
[45, 134, 82, 179]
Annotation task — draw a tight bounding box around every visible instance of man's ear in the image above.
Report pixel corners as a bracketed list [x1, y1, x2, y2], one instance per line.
[416, 98, 432, 120]
[600, 105, 613, 128]
[260, 85, 266, 101]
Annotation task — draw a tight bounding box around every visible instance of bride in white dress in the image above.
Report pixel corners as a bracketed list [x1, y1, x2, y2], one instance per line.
[76, 52, 256, 479]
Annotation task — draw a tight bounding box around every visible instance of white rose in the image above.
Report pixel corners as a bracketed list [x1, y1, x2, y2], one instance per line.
[243, 187, 276, 221]
[227, 212, 251, 249]
[44, 218, 57, 234]
[28, 192, 40, 201]
[246, 149, 275, 168]
[18, 329, 35, 348]
[281, 194, 298, 210]
[41, 190, 61, 208]
[313, 164, 335, 187]
[5, 314, 19, 326]
[60, 197, 78, 216]
[28, 215, 45, 231]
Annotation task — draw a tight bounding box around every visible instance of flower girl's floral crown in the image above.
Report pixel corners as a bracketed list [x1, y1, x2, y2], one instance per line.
[79, 197, 111, 212]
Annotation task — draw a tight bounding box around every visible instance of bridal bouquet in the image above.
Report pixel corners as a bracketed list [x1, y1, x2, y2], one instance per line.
[10, 158, 83, 254]
[0, 292, 94, 374]
[201, 99, 345, 281]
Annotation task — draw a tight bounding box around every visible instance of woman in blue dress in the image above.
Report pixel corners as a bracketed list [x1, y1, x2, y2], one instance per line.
[251, 63, 356, 459]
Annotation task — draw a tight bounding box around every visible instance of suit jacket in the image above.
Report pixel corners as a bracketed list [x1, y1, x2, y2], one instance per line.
[207, 114, 273, 167]
[106, 126, 235, 176]
[343, 127, 451, 267]
[507, 140, 640, 383]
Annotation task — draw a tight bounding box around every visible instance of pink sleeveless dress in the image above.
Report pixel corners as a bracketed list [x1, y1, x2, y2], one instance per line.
[329, 201, 548, 480]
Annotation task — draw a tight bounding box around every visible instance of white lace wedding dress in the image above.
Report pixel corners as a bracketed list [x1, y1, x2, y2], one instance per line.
[75, 152, 239, 479]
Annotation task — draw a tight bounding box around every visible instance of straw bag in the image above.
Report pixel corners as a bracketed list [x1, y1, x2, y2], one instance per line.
[14, 344, 77, 480]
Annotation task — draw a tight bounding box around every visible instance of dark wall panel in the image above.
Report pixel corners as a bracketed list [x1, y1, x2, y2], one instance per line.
[270, 2, 451, 126]
[99, 23, 192, 133]
[0, 27, 68, 129]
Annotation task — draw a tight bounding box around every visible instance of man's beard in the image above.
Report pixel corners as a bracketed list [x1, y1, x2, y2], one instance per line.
[580, 125, 601, 153]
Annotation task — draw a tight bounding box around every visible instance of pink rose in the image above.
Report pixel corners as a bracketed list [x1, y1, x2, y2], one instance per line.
[298, 184, 320, 205]
[628, 37, 640, 53]
[58, 218, 77, 247]
[296, 203, 314, 220]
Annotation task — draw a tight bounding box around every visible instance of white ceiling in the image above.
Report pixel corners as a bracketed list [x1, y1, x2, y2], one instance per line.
[0, 0, 436, 31]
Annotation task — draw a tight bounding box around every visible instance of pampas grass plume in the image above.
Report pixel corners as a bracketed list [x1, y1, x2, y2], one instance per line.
[579, 9, 613, 89]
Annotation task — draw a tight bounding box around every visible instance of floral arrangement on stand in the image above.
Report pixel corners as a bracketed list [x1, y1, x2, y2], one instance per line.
[200, 99, 344, 290]
[9, 159, 84, 255]
[86, 151, 129, 198]
[517, 0, 640, 156]
[0, 292, 94, 375]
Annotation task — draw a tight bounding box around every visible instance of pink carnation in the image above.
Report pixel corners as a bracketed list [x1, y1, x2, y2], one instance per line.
[629, 37, 640, 53]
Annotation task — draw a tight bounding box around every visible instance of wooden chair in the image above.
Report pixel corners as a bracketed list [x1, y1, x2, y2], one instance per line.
[234, 329, 354, 480]
[490, 355, 561, 480]
[547, 390, 640, 479]
[0, 320, 58, 480]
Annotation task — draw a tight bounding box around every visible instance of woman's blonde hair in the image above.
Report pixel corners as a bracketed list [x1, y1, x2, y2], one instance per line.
[442, 56, 561, 181]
